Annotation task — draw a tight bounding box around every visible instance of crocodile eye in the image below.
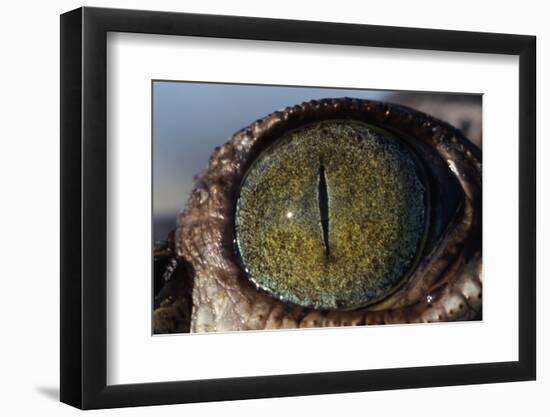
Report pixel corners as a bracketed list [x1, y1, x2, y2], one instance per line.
[169, 97, 481, 332]
[235, 121, 428, 310]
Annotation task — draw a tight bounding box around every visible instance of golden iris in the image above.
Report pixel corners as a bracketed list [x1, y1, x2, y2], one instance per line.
[235, 120, 428, 310]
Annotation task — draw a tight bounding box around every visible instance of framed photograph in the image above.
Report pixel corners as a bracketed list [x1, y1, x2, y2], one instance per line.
[60, 6, 536, 409]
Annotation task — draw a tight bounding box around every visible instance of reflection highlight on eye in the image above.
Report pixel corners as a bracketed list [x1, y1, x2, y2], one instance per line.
[153, 98, 482, 334]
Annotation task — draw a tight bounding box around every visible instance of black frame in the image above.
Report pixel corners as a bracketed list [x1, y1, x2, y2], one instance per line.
[60, 6, 536, 410]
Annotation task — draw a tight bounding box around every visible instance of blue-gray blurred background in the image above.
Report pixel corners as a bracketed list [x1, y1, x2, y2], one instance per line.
[153, 81, 481, 241]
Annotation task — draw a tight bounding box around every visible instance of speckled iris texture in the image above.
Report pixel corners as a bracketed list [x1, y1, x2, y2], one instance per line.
[235, 120, 427, 310]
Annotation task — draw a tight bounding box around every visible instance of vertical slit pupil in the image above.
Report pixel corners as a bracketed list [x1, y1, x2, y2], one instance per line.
[318, 161, 330, 256]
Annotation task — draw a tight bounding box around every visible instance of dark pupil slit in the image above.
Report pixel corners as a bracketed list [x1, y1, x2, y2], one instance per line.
[318, 161, 330, 256]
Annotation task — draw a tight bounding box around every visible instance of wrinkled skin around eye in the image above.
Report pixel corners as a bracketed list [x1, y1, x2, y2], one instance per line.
[153, 98, 482, 333]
